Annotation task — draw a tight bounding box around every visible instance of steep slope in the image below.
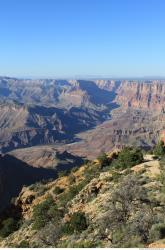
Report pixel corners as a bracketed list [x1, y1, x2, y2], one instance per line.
[0, 149, 165, 248]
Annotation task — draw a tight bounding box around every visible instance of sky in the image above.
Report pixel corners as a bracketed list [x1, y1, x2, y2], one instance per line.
[0, 0, 165, 78]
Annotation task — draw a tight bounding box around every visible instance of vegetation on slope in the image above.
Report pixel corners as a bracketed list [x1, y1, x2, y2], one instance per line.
[0, 143, 165, 247]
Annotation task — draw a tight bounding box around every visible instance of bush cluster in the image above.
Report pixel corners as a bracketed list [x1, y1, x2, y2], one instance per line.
[62, 212, 88, 234]
[32, 196, 63, 230]
[0, 218, 20, 238]
[153, 140, 165, 157]
[112, 147, 143, 169]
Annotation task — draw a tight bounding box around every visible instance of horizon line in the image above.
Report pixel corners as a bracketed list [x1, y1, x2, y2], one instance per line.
[1, 75, 165, 81]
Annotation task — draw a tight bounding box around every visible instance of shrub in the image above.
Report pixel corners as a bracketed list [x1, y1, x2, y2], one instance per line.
[153, 155, 159, 160]
[29, 182, 47, 195]
[153, 141, 165, 157]
[111, 171, 122, 182]
[59, 180, 90, 207]
[130, 209, 154, 243]
[17, 240, 30, 248]
[84, 165, 100, 180]
[97, 152, 110, 168]
[83, 159, 90, 165]
[53, 186, 64, 195]
[69, 211, 88, 232]
[149, 223, 165, 242]
[37, 222, 62, 246]
[112, 147, 143, 169]
[68, 174, 76, 184]
[59, 185, 79, 207]
[71, 166, 79, 173]
[32, 196, 63, 230]
[0, 218, 19, 238]
[111, 226, 144, 247]
[62, 212, 88, 234]
[98, 174, 148, 231]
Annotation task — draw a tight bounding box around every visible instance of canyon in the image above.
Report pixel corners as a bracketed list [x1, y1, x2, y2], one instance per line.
[1, 77, 165, 159]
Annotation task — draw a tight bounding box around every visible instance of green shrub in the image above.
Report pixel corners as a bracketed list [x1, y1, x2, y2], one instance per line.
[0, 218, 19, 238]
[97, 152, 110, 168]
[59, 185, 80, 207]
[153, 155, 159, 160]
[149, 223, 165, 242]
[112, 147, 143, 169]
[29, 182, 48, 195]
[59, 179, 90, 207]
[71, 166, 79, 173]
[153, 141, 165, 157]
[32, 196, 63, 230]
[68, 174, 76, 184]
[111, 226, 131, 247]
[17, 240, 30, 248]
[62, 212, 88, 234]
[111, 171, 122, 182]
[83, 159, 90, 165]
[70, 212, 88, 232]
[84, 165, 100, 180]
[53, 186, 64, 195]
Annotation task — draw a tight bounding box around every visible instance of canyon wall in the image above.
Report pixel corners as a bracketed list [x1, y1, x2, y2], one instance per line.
[116, 81, 165, 111]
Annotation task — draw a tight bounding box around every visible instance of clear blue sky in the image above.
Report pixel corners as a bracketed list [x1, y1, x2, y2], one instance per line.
[0, 0, 165, 78]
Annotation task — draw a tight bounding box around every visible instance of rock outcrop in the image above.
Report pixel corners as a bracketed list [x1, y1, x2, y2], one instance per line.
[116, 80, 165, 111]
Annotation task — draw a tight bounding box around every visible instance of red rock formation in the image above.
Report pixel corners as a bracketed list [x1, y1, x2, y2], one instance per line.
[116, 81, 165, 111]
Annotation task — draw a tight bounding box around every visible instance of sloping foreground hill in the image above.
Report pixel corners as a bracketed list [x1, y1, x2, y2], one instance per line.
[0, 147, 165, 247]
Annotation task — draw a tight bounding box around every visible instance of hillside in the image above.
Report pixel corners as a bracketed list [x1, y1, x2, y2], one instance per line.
[0, 145, 165, 247]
